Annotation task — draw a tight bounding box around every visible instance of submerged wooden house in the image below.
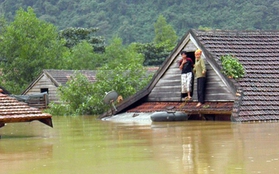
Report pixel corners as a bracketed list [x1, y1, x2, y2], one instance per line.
[102, 29, 279, 122]
[22, 68, 159, 105]
[22, 70, 97, 103]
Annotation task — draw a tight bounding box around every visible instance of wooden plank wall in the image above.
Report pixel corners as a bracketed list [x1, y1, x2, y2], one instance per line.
[147, 40, 235, 102]
[25, 74, 60, 103]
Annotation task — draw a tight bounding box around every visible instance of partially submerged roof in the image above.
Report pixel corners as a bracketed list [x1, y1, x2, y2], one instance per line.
[43, 69, 97, 86]
[0, 93, 52, 128]
[104, 29, 279, 122]
[22, 68, 158, 95]
[192, 30, 279, 121]
[22, 69, 97, 94]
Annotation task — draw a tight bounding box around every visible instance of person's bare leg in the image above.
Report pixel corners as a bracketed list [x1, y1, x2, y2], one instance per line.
[187, 92, 191, 99]
[185, 92, 191, 101]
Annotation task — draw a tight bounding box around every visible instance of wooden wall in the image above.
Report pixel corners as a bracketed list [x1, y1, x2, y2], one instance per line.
[147, 39, 235, 102]
[25, 74, 60, 103]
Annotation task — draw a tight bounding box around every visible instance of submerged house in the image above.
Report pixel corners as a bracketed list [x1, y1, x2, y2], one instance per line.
[102, 29, 279, 122]
[22, 69, 97, 103]
[22, 68, 159, 105]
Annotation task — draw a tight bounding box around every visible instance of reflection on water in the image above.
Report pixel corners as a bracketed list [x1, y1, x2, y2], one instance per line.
[0, 116, 279, 174]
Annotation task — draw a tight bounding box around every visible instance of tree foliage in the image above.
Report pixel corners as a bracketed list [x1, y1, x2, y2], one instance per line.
[0, 7, 67, 94]
[133, 15, 178, 66]
[46, 72, 96, 116]
[47, 37, 153, 116]
[133, 42, 170, 66]
[95, 38, 151, 99]
[0, 16, 7, 35]
[1, 0, 279, 44]
[64, 41, 105, 70]
[220, 55, 245, 79]
[59, 27, 105, 53]
[154, 14, 178, 49]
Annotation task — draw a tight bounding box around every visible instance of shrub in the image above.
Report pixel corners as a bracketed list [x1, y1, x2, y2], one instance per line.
[220, 55, 245, 79]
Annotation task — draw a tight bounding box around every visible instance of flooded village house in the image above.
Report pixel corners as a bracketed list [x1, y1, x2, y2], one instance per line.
[102, 29, 279, 122]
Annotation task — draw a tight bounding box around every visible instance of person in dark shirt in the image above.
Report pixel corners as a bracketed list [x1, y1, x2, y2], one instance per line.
[179, 51, 193, 101]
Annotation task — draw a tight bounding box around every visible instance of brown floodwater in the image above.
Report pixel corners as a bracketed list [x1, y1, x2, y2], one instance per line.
[0, 116, 279, 174]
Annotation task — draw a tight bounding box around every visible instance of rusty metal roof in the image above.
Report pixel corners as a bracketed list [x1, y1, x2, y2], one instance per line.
[127, 101, 234, 115]
[0, 93, 52, 128]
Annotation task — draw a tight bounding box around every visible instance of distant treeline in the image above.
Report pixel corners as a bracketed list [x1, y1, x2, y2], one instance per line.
[1, 0, 279, 44]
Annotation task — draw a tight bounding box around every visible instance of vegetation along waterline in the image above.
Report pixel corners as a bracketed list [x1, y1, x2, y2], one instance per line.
[0, 7, 175, 116]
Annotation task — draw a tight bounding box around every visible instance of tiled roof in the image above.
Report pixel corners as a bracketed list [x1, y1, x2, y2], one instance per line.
[192, 30, 279, 121]
[44, 69, 97, 86]
[44, 68, 158, 86]
[0, 93, 52, 128]
[127, 101, 234, 115]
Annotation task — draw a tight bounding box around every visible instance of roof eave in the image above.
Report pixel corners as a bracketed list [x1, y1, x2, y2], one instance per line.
[21, 72, 44, 95]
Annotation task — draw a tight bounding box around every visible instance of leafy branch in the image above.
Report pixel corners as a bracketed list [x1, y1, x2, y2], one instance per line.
[220, 55, 245, 79]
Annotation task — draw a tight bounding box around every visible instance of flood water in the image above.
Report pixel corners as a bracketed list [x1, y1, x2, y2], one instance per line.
[1, 116, 279, 174]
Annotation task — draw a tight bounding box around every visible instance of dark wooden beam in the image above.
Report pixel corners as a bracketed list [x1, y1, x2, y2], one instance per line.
[181, 109, 232, 115]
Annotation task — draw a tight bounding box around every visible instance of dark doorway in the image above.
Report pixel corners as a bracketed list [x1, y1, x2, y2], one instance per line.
[186, 51, 195, 97]
[41, 88, 49, 93]
[186, 51, 195, 64]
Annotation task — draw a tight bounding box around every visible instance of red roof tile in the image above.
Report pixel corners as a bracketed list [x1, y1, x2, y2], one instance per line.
[0, 93, 52, 128]
[127, 101, 233, 115]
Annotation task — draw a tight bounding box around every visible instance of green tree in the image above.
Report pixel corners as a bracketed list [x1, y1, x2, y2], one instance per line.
[2, 0, 279, 43]
[133, 42, 170, 66]
[133, 15, 178, 66]
[0, 16, 7, 35]
[198, 26, 213, 31]
[95, 37, 151, 99]
[59, 27, 105, 53]
[46, 72, 96, 116]
[153, 14, 178, 51]
[47, 37, 153, 116]
[88, 38, 153, 115]
[0, 7, 67, 94]
[64, 41, 105, 70]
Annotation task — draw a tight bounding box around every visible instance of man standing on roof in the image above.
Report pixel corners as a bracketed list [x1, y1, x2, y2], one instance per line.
[193, 49, 206, 107]
[179, 51, 193, 101]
